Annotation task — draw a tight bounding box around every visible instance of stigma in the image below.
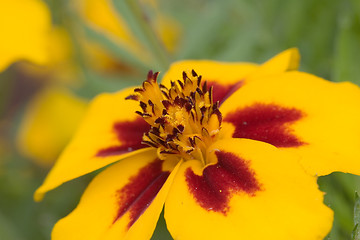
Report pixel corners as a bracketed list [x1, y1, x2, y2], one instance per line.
[126, 70, 222, 164]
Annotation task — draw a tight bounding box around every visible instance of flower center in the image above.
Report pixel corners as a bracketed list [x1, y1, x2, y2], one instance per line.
[126, 70, 222, 164]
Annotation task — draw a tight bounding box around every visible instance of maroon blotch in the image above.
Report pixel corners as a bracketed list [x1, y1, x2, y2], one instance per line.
[207, 80, 244, 104]
[96, 117, 150, 157]
[186, 151, 261, 214]
[113, 159, 170, 228]
[224, 103, 305, 148]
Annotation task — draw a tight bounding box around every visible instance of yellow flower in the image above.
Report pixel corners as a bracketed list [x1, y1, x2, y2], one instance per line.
[35, 48, 360, 239]
[0, 0, 51, 71]
[18, 27, 80, 85]
[17, 87, 87, 167]
[0, 0, 80, 85]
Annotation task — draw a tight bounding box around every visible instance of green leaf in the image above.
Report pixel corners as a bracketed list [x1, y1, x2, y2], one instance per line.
[318, 173, 356, 239]
[151, 209, 172, 240]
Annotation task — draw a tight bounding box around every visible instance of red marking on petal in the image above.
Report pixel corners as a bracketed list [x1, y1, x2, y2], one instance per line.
[113, 159, 170, 228]
[97, 117, 150, 157]
[224, 103, 305, 147]
[186, 151, 261, 214]
[207, 80, 244, 104]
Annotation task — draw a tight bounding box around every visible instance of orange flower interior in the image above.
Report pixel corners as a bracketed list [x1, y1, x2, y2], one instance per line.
[126, 70, 222, 165]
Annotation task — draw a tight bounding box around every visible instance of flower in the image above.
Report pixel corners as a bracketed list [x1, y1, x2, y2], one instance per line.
[0, 0, 79, 84]
[16, 87, 87, 167]
[35, 48, 360, 239]
[0, 0, 51, 71]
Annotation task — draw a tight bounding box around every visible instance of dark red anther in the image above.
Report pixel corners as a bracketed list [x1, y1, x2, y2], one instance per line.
[162, 100, 172, 109]
[202, 81, 208, 93]
[191, 69, 198, 77]
[125, 95, 139, 101]
[182, 71, 188, 81]
[177, 124, 185, 132]
[197, 76, 202, 87]
[177, 80, 184, 89]
[140, 101, 147, 111]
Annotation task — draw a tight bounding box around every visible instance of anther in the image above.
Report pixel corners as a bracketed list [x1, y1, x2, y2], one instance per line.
[162, 100, 171, 109]
[191, 69, 198, 77]
[125, 95, 139, 101]
[134, 88, 144, 92]
[202, 81, 207, 93]
[197, 75, 202, 86]
[177, 125, 185, 132]
[140, 101, 147, 111]
[196, 87, 203, 95]
[177, 80, 184, 89]
[182, 71, 188, 81]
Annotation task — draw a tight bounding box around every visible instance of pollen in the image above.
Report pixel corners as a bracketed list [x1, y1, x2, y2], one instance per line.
[126, 70, 222, 164]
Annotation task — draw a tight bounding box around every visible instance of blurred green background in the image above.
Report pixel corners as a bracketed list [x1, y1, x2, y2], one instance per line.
[1, 0, 360, 239]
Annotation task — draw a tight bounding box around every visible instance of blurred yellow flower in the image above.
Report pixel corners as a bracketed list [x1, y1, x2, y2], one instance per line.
[17, 87, 87, 167]
[0, 0, 80, 86]
[0, 0, 52, 71]
[19, 27, 80, 85]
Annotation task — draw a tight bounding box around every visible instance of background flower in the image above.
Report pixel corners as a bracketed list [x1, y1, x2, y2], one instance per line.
[0, 0, 51, 71]
[16, 87, 87, 167]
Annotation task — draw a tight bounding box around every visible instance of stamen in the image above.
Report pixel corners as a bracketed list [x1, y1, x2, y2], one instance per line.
[126, 70, 222, 164]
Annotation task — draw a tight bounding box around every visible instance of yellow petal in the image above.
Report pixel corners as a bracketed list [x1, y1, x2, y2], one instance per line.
[35, 88, 151, 201]
[17, 87, 87, 167]
[0, 0, 51, 71]
[220, 71, 360, 176]
[162, 60, 258, 85]
[52, 149, 181, 240]
[249, 48, 300, 79]
[165, 138, 332, 240]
